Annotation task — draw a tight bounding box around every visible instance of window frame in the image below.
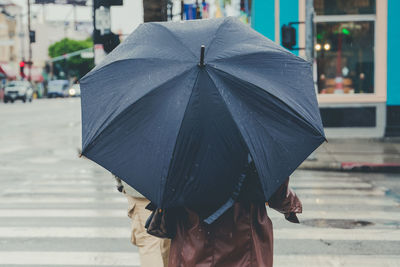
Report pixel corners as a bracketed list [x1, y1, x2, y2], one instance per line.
[313, 0, 387, 104]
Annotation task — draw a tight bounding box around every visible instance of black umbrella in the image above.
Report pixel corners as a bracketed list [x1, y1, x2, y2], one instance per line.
[80, 17, 325, 219]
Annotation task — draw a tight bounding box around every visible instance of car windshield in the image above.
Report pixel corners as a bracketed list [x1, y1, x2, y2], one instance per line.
[7, 82, 26, 87]
[49, 81, 68, 89]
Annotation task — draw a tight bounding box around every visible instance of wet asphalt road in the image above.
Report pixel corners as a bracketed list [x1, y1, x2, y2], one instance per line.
[0, 98, 399, 266]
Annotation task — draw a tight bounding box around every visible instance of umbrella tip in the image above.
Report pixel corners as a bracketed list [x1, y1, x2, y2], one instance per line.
[199, 45, 205, 67]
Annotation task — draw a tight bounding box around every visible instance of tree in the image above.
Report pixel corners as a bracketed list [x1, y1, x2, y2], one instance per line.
[48, 38, 94, 80]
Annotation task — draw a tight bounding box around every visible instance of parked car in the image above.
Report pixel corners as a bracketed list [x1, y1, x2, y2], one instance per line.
[68, 83, 81, 97]
[4, 81, 33, 103]
[47, 80, 69, 98]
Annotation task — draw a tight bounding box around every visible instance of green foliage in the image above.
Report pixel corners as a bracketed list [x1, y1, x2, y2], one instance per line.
[48, 38, 94, 79]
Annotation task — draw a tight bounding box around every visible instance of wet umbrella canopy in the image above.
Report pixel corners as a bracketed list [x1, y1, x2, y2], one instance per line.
[80, 17, 325, 218]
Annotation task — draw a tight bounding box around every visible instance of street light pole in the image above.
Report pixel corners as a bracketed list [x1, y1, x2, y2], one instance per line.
[27, 0, 32, 81]
[305, 0, 314, 62]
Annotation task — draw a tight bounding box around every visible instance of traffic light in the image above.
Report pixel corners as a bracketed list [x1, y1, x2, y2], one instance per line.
[93, 0, 122, 8]
[19, 61, 25, 77]
[281, 24, 296, 50]
[93, 0, 123, 54]
[29, 30, 36, 43]
[102, 33, 120, 54]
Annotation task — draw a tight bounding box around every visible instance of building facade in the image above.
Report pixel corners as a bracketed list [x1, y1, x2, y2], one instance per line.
[0, 1, 20, 80]
[252, 0, 399, 138]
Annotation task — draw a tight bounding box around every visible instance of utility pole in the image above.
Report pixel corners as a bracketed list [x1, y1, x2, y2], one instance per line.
[305, 0, 314, 62]
[19, 12, 25, 62]
[27, 0, 32, 81]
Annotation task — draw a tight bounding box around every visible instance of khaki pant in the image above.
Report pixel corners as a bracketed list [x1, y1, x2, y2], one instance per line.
[126, 195, 170, 267]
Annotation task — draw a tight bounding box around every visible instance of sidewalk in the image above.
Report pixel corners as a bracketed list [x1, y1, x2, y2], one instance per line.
[299, 138, 400, 173]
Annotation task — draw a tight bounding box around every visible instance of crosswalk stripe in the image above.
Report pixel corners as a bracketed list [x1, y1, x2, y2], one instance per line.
[0, 252, 398, 266]
[0, 227, 398, 241]
[3, 187, 116, 193]
[268, 209, 400, 221]
[13, 181, 374, 190]
[0, 209, 399, 221]
[0, 197, 126, 204]
[0, 196, 396, 206]
[0, 252, 140, 266]
[274, 228, 400, 241]
[2, 187, 386, 197]
[290, 182, 372, 188]
[274, 255, 400, 267]
[296, 188, 385, 196]
[300, 197, 398, 206]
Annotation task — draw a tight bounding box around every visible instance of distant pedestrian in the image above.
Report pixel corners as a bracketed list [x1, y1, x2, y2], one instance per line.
[167, 162, 302, 267]
[113, 175, 170, 267]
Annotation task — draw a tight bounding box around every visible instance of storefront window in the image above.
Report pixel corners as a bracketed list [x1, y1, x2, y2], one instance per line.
[314, 0, 376, 95]
[316, 21, 374, 94]
[314, 0, 375, 15]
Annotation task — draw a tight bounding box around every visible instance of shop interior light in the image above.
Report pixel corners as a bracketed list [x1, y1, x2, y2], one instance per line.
[315, 43, 322, 51]
[342, 28, 350, 35]
[323, 43, 331, 50]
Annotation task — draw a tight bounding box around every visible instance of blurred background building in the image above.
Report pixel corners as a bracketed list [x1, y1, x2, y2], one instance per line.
[0, 0, 398, 138]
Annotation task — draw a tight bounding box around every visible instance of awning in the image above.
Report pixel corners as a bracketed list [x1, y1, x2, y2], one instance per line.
[0, 63, 17, 79]
[24, 67, 44, 82]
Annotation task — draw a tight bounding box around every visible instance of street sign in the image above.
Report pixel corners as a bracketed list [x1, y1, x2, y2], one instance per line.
[80, 51, 94, 59]
[34, 0, 87, 5]
[94, 44, 105, 65]
[95, 6, 111, 35]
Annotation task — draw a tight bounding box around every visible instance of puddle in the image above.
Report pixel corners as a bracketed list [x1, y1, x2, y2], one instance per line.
[302, 219, 374, 229]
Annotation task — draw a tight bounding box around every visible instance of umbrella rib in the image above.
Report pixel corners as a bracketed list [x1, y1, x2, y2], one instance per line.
[81, 58, 189, 82]
[203, 68, 272, 197]
[204, 18, 227, 58]
[155, 23, 198, 59]
[158, 70, 201, 205]
[206, 66, 325, 138]
[82, 67, 196, 154]
[209, 50, 308, 64]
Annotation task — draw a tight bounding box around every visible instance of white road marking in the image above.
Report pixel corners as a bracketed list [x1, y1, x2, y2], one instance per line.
[0, 227, 399, 241]
[0, 209, 125, 217]
[0, 196, 126, 204]
[274, 255, 400, 267]
[0, 208, 399, 221]
[4, 187, 116, 194]
[296, 188, 385, 196]
[0, 196, 396, 207]
[0, 252, 398, 266]
[291, 182, 372, 189]
[0, 252, 140, 265]
[267, 209, 400, 221]
[274, 228, 400, 241]
[300, 197, 398, 206]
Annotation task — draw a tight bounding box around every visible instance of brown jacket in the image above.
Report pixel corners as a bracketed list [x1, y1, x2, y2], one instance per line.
[168, 179, 301, 267]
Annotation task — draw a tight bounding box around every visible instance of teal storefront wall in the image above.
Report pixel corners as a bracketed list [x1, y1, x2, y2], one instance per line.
[251, 0, 299, 55]
[279, 0, 299, 55]
[251, 0, 275, 41]
[387, 0, 400, 106]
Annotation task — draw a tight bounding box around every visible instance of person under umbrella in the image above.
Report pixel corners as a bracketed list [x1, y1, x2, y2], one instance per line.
[80, 17, 325, 267]
[167, 158, 301, 267]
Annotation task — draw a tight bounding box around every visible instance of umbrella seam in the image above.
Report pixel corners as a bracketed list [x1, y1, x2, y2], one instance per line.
[153, 23, 198, 60]
[82, 67, 196, 154]
[207, 65, 325, 139]
[209, 50, 307, 64]
[81, 58, 192, 82]
[204, 67, 270, 197]
[159, 70, 201, 207]
[204, 18, 228, 58]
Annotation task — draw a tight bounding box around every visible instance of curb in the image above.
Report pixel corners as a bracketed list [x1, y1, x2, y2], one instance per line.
[298, 161, 400, 173]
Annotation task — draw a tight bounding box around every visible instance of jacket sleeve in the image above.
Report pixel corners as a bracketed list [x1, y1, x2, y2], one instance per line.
[267, 178, 302, 223]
